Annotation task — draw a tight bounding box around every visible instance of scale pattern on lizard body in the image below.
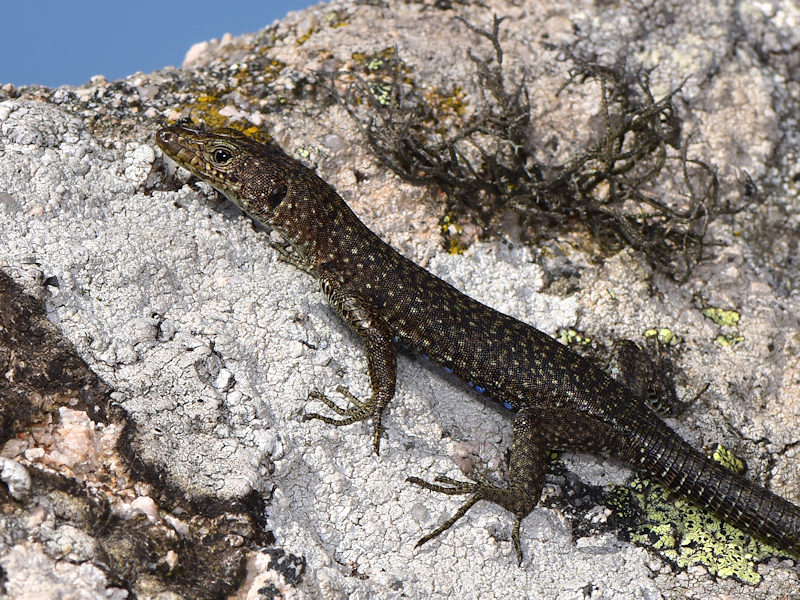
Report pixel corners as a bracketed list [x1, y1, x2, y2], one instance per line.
[156, 122, 800, 562]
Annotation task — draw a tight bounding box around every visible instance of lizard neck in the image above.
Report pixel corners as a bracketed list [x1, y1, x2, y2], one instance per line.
[264, 181, 374, 276]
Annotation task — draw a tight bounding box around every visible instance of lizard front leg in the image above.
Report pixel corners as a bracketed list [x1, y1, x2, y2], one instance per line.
[304, 284, 397, 455]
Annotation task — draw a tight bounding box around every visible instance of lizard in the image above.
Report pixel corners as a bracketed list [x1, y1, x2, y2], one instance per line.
[156, 120, 800, 564]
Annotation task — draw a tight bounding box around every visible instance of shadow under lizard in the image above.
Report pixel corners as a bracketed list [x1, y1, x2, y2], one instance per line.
[156, 121, 800, 564]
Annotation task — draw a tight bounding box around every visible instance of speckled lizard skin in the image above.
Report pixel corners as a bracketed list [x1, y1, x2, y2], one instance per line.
[157, 122, 800, 563]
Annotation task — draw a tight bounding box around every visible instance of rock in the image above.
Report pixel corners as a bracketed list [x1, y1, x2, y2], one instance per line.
[1, 1, 799, 598]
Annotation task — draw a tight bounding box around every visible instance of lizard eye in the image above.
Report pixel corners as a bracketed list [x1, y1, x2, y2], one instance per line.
[267, 182, 287, 209]
[213, 148, 232, 164]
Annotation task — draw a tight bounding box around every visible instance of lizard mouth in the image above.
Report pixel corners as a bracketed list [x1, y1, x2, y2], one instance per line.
[156, 123, 216, 183]
[156, 125, 198, 164]
[155, 117, 208, 161]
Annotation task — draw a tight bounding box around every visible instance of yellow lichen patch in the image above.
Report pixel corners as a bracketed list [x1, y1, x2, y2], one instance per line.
[440, 212, 465, 254]
[423, 86, 467, 136]
[702, 307, 741, 327]
[295, 25, 318, 46]
[426, 86, 466, 117]
[643, 327, 680, 347]
[173, 95, 230, 130]
[232, 64, 251, 87]
[714, 334, 745, 347]
[447, 238, 465, 255]
[254, 59, 286, 84]
[618, 447, 792, 584]
[323, 10, 349, 28]
[166, 96, 272, 145]
[557, 328, 593, 347]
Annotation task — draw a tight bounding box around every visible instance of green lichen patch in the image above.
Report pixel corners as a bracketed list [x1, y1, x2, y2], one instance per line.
[557, 328, 594, 347]
[700, 307, 744, 346]
[368, 82, 394, 107]
[325, 47, 413, 111]
[352, 47, 399, 73]
[712, 444, 744, 473]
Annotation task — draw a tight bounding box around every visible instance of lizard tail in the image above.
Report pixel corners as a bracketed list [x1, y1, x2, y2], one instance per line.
[620, 417, 800, 554]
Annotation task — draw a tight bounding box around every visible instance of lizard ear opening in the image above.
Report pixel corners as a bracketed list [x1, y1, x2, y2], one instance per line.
[268, 182, 288, 209]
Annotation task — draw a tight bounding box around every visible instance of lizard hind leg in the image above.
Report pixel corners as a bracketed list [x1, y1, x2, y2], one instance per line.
[607, 340, 687, 417]
[409, 405, 552, 564]
[409, 405, 615, 563]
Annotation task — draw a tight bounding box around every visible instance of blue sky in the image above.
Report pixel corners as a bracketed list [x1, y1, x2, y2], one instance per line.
[1, 1, 319, 87]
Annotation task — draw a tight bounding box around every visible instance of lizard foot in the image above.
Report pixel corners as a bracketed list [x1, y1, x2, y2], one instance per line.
[304, 386, 386, 454]
[407, 475, 527, 564]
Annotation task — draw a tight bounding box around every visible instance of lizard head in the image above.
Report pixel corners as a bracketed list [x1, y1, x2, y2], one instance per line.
[157, 119, 359, 266]
[156, 120, 304, 226]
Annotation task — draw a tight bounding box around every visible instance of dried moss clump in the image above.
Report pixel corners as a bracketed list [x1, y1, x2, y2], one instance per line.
[323, 16, 727, 280]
